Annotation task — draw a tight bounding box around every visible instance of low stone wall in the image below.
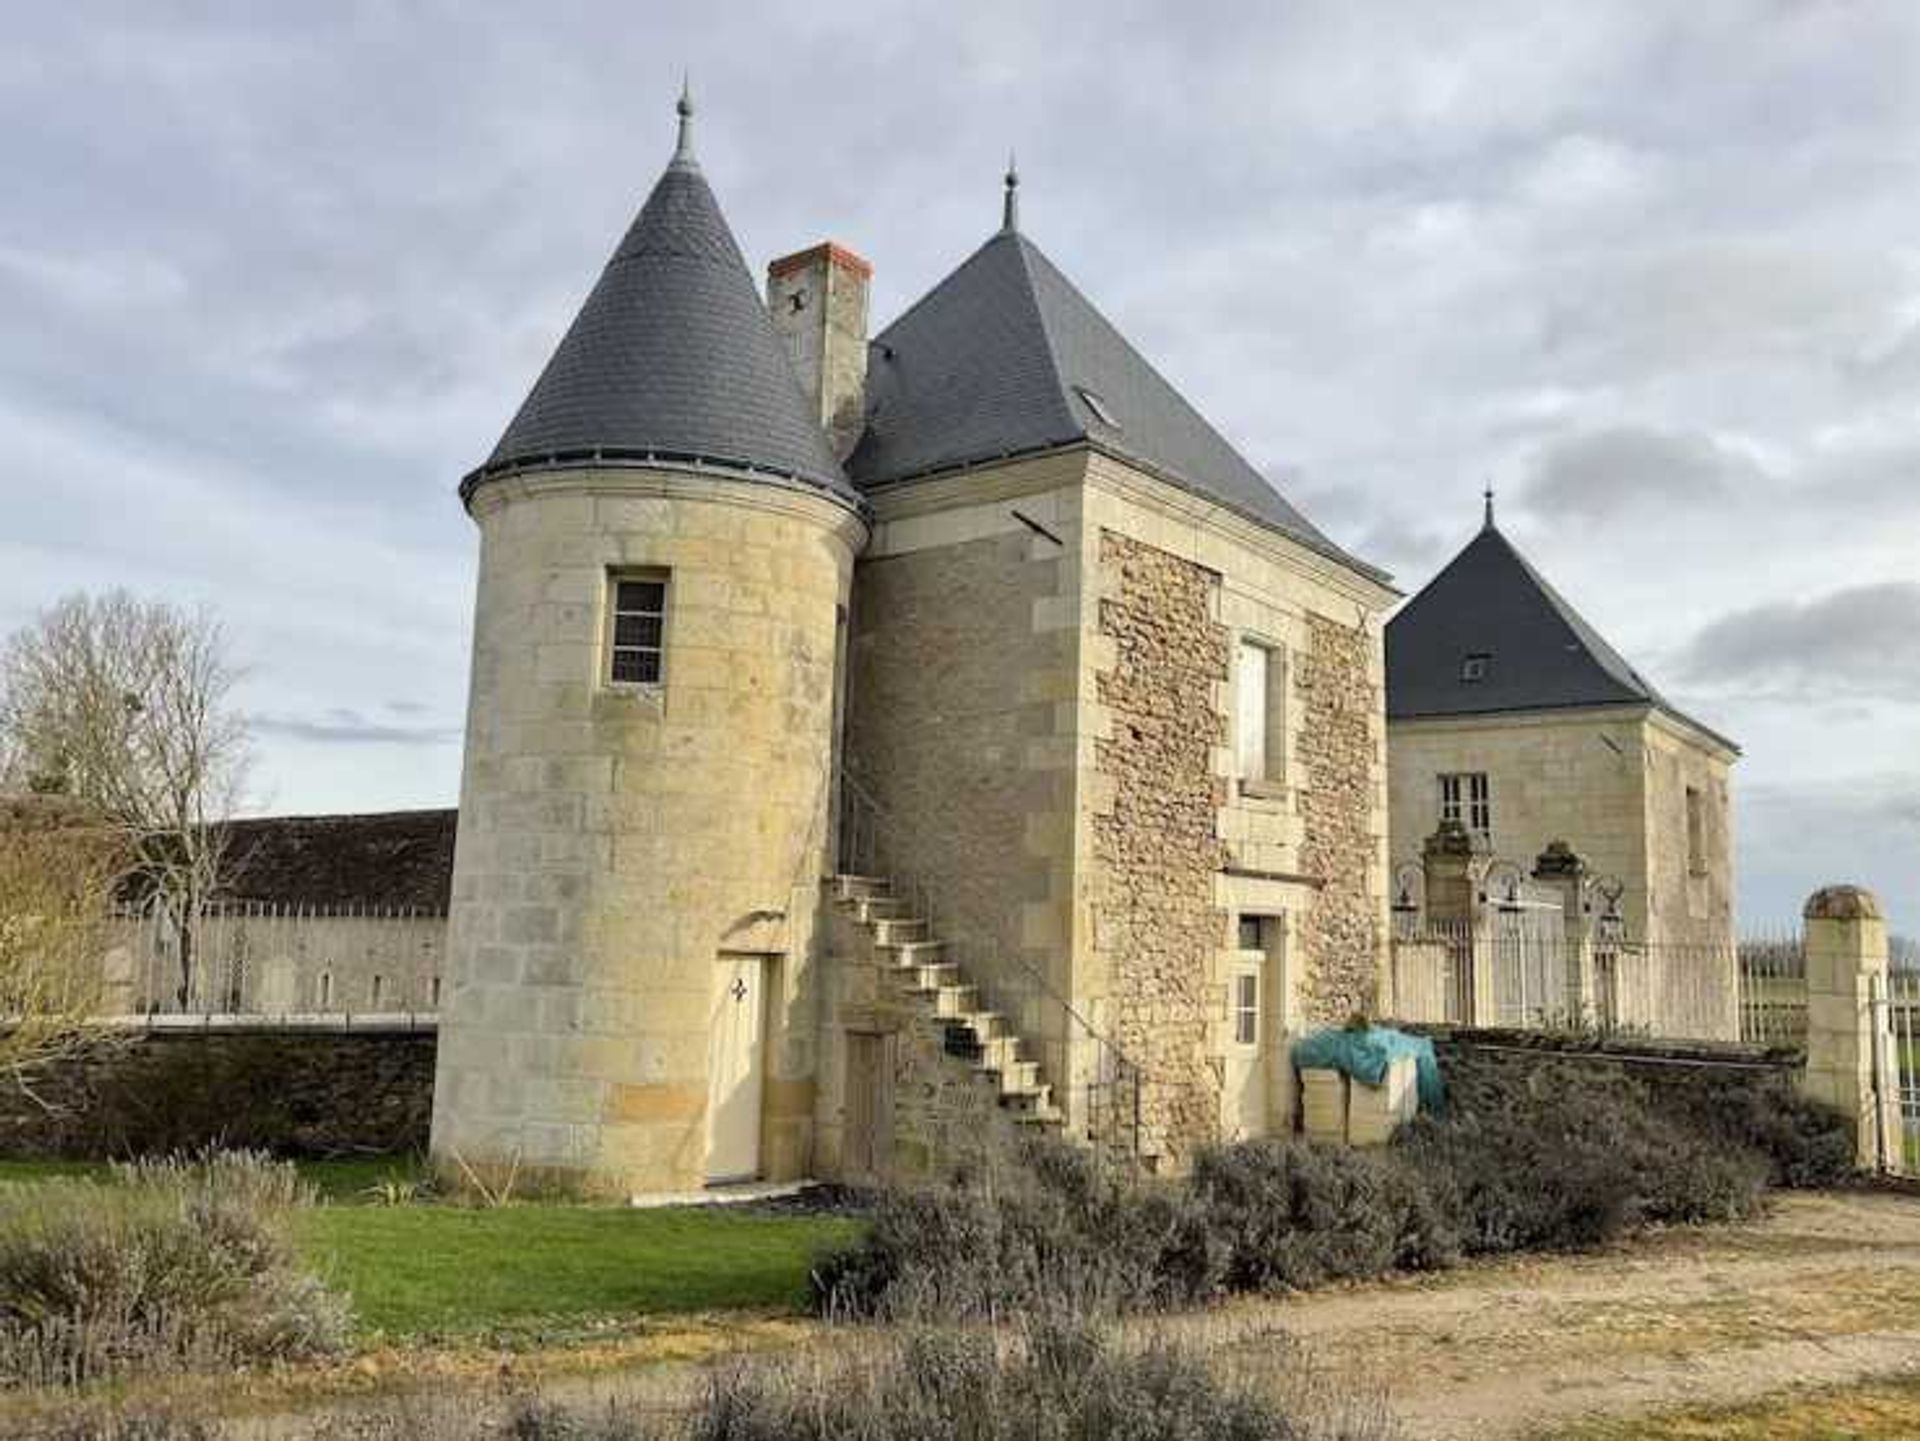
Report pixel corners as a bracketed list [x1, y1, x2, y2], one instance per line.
[1413, 1024, 1802, 1120]
[0, 1022, 436, 1158]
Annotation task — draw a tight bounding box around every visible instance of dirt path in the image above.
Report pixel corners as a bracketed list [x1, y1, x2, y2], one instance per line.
[1175, 1187, 1920, 1437]
[25, 1189, 1920, 1439]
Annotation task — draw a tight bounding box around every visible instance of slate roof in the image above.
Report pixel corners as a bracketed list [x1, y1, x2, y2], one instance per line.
[214, 810, 458, 912]
[463, 122, 857, 508]
[848, 226, 1381, 578]
[1386, 520, 1737, 751]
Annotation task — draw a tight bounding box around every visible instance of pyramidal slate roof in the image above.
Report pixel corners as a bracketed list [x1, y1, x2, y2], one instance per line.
[1386, 515, 1737, 750]
[463, 98, 855, 507]
[847, 207, 1378, 578]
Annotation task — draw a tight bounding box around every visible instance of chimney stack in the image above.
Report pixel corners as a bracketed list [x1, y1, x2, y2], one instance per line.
[767, 242, 871, 462]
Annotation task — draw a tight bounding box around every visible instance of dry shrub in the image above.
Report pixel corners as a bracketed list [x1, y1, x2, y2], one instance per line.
[811, 1136, 1222, 1322]
[820, 1071, 1787, 1319]
[0, 1151, 348, 1388]
[1394, 1069, 1772, 1254]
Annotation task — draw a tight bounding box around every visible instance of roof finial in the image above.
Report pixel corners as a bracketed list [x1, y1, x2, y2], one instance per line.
[673, 73, 696, 165]
[1001, 150, 1020, 233]
[1483, 481, 1495, 529]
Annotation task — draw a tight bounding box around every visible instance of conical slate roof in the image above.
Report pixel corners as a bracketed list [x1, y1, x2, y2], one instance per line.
[1386, 518, 1737, 750]
[463, 103, 855, 507]
[848, 219, 1375, 576]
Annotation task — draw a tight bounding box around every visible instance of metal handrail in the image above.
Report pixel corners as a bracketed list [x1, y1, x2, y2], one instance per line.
[836, 767, 1142, 1163]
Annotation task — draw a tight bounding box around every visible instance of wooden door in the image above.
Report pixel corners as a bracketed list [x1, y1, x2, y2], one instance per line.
[705, 954, 769, 1184]
[842, 1031, 890, 1182]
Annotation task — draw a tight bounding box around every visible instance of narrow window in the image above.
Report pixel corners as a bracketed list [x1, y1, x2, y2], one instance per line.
[429, 975, 442, 1008]
[370, 974, 384, 1010]
[1233, 972, 1260, 1046]
[1685, 786, 1707, 876]
[318, 971, 333, 1009]
[1439, 772, 1491, 841]
[1461, 652, 1491, 683]
[607, 574, 667, 686]
[1236, 640, 1285, 788]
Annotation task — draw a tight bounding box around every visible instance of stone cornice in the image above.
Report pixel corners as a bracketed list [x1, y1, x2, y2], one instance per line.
[468, 464, 871, 551]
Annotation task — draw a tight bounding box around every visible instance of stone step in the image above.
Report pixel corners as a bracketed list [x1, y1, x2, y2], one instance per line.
[834, 875, 891, 902]
[1006, 1082, 1052, 1112]
[953, 1010, 1008, 1042]
[931, 984, 979, 1019]
[855, 896, 914, 923]
[871, 917, 929, 946]
[888, 940, 947, 967]
[973, 1032, 1023, 1070]
[911, 962, 960, 992]
[990, 1059, 1041, 1095]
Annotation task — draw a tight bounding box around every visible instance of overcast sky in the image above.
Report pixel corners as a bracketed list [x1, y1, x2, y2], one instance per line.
[3, 3, 1916, 926]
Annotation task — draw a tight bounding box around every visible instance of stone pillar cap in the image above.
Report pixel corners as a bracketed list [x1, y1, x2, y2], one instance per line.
[1803, 884, 1883, 921]
[1423, 820, 1490, 858]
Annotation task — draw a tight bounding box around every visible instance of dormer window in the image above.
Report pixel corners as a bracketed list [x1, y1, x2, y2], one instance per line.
[1460, 652, 1491, 683]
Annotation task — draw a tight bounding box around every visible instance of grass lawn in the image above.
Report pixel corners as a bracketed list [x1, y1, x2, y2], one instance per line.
[0, 1157, 863, 1342]
[297, 1203, 861, 1339]
[1551, 1373, 1920, 1439]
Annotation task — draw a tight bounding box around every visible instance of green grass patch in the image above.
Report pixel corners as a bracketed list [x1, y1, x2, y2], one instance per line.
[295, 1204, 862, 1339]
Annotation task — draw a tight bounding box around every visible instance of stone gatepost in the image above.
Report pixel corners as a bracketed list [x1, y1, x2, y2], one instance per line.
[1532, 840, 1594, 1022]
[1422, 822, 1490, 1024]
[1800, 885, 1901, 1172]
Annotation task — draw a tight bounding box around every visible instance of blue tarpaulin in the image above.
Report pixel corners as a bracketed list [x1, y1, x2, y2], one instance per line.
[1291, 1026, 1444, 1113]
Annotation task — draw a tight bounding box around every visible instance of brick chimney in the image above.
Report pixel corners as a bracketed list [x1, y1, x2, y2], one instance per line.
[767, 242, 871, 462]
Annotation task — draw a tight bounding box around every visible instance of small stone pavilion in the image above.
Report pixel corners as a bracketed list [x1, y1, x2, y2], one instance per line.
[428, 91, 1398, 1197]
[1385, 497, 1739, 950]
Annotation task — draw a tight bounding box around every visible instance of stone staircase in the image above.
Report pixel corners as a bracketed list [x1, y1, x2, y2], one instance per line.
[831, 873, 1064, 1128]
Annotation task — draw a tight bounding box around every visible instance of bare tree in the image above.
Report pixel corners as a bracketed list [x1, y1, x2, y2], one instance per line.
[0, 799, 124, 1083]
[0, 592, 252, 1007]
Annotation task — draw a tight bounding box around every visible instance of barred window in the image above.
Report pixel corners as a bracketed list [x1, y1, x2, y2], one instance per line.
[1439, 771, 1492, 839]
[608, 576, 667, 686]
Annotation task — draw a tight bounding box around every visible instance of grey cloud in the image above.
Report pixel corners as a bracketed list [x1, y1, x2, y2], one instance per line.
[2, 1, 1918, 914]
[1520, 426, 1767, 522]
[1740, 773, 1920, 925]
[1676, 583, 1920, 698]
[252, 709, 459, 748]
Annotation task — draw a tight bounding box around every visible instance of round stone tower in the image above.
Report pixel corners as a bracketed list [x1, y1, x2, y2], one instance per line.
[430, 93, 868, 1197]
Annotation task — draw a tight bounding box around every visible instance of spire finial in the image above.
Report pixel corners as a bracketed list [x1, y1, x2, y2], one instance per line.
[673, 74, 696, 164]
[1002, 151, 1020, 233]
[1483, 482, 1495, 529]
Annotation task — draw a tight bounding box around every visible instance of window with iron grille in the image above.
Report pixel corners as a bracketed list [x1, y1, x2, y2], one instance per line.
[608, 574, 667, 686]
[1439, 771, 1491, 840]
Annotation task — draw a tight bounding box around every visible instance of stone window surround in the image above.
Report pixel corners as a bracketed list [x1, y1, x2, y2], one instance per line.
[1233, 628, 1290, 803]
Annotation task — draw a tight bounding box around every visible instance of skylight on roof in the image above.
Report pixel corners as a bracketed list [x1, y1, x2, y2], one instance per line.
[1074, 385, 1119, 429]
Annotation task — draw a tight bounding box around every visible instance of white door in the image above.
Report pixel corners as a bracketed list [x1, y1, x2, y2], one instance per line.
[706, 954, 769, 1184]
